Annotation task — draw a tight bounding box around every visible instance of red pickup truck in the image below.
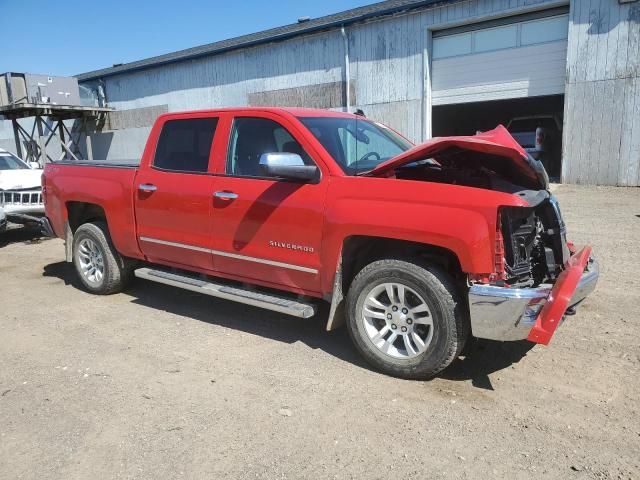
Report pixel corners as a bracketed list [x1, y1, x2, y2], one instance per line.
[41, 107, 598, 379]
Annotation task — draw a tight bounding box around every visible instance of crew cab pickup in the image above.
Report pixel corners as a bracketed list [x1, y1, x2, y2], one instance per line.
[42, 108, 598, 379]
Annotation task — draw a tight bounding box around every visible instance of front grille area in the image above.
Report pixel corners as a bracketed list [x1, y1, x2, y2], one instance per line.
[0, 189, 43, 207]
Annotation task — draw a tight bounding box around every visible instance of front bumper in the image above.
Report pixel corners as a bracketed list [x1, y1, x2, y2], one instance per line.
[3, 205, 45, 216]
[468, 247, 598, 344]
[1, 189, 44, 216]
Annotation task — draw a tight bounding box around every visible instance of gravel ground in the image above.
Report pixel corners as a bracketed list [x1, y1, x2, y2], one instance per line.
[1, 184, 639, 480]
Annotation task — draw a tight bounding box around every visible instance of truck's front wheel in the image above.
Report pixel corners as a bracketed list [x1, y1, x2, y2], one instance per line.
[345, 259, 468, 380]
[72, 221, 133, 295]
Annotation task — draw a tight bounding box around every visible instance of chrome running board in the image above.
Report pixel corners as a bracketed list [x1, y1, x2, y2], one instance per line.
[134, 267, 316, 318]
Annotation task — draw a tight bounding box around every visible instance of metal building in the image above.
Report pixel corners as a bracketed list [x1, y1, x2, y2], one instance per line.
[2, 0, 639, 185]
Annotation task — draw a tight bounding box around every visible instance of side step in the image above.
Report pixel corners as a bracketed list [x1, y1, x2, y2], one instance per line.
[134, 267, 316, 318]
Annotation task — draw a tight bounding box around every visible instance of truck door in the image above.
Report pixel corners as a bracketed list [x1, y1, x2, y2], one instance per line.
[134, 114, 221, 271]
[209, 113, 328, 295]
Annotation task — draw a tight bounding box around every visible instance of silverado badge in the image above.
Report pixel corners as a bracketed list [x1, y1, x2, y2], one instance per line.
[269, 240, 314, 253]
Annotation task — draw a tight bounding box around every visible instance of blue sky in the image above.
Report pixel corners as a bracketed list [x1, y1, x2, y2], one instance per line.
[0, 0, 373, 76]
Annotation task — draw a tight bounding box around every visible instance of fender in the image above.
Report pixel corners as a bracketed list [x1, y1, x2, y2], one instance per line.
[319, 176, 527, 293]
[320, 176, 528, 329]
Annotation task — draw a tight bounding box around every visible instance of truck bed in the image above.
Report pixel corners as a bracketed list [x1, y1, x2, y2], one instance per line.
[51, 159, 140, 168]
[44, 161, 142, 259]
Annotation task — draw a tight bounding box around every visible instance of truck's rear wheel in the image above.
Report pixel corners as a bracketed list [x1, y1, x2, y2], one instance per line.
[72, 221, 133, 295]
[345, 259, 468, 380]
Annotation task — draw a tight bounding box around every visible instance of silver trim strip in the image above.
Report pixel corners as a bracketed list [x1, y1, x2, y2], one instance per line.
[139, 236, 319, 274]
[140, 236, 210, 253]
[469, 283, 551, 300]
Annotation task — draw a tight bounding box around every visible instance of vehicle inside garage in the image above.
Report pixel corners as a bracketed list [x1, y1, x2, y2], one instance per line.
[432, 95, 565, 179]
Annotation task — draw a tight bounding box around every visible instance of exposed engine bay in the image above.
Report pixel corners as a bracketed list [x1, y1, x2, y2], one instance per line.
[499, 198, 570, 287]
[393, 148, 570, 287]
[393, 147, 546, 192]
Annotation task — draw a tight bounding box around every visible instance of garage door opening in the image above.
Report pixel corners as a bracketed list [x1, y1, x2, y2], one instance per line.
[432, 94, 565, 180]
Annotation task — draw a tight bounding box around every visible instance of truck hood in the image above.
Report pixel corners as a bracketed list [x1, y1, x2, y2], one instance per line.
[366, 125, 549, 189]
[0, 169, 43, 190]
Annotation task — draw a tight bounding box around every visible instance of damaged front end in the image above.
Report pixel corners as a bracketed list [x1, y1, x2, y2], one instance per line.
[470, 192, 598, 344]
[468, 247, 598, 344]
[367, 125, 598, 345]
[498, 193, 570, 288]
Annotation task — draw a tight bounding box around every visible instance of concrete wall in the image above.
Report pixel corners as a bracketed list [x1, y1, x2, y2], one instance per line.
[0, 120, 16, 152]
[562, 0, 640, 185]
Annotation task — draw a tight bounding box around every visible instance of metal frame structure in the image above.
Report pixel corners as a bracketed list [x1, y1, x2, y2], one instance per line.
[0, 103, 112, 164]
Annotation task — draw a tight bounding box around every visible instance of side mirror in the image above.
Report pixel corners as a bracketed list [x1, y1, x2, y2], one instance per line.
[259, 153, 318, 182]
[29, 162, 40, 169]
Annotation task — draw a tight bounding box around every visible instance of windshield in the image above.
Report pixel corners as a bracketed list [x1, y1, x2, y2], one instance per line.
[0, 152, 30, 170]
[299, 117, 412, 175]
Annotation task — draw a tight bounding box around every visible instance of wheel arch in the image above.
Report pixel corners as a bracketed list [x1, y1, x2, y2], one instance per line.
[64, 201, 109, 262]
[66, 201, 108, 232]
[325, 235, 465, 331]
[63, 199, 142, 262]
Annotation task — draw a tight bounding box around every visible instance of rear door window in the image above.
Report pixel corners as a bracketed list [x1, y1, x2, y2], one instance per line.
[153, 118, 218, 173]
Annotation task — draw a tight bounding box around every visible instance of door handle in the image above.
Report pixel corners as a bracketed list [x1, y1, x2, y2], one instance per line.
[138, 183, 157, 193]
[214, 191, 238, 200]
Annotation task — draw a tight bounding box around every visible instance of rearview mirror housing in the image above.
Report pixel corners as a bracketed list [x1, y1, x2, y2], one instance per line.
[259, 153, 318, 182]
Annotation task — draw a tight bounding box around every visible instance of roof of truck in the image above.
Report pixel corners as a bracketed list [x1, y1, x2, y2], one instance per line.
[162, 107, 363, 119]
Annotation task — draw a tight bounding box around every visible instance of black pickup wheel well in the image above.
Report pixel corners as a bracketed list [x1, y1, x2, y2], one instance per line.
[66, 202, 107, 232]
[341, 236, 464, 293]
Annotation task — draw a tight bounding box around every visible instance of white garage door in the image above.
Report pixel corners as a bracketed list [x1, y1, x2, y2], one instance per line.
[431, 14, 569, 105]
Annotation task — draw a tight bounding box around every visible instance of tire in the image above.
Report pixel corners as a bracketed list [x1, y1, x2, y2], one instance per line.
[72, 221, 134, 294]
[345, 258, 469, 380]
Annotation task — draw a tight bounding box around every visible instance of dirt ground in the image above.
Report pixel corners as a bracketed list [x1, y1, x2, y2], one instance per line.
[0, 184, 639, 480]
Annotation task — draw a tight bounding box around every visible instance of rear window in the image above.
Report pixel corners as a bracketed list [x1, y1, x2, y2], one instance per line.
[153, 118, 218, 173]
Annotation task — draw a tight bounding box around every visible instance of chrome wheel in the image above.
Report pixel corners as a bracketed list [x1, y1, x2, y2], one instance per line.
[77, 238, 105, 284]
[361, 282, 433, 359]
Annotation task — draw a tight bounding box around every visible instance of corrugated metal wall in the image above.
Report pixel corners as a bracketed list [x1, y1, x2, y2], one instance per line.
[562, 0, 640, 186]
[78, 0, 559, 161]
[2, 0, 637, 185]
[78, 29, 345, 159]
